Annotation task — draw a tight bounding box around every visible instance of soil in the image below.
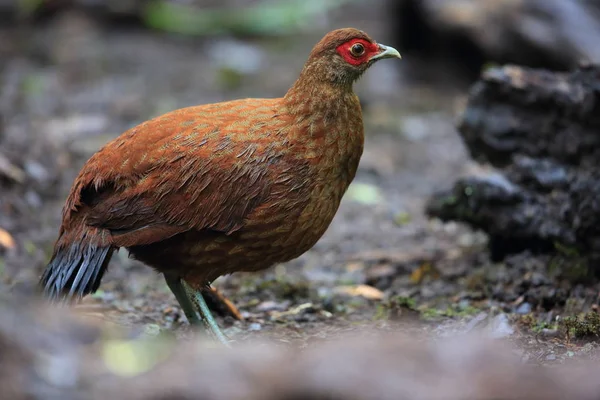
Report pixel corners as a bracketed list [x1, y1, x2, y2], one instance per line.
[1, 0, 600, 369]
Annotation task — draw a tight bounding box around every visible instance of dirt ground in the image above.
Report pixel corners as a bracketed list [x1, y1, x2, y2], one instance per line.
[2, 1, 600, 368]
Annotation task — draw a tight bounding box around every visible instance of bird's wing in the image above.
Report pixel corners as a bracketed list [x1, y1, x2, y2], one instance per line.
[81, 156, 273, 247]
[61, 103, 295, 247]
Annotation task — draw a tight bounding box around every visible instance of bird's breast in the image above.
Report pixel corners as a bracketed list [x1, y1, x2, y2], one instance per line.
[282, 124, 364, 254]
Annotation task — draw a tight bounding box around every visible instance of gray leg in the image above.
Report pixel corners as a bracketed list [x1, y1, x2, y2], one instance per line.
[164, 275, 202, 325]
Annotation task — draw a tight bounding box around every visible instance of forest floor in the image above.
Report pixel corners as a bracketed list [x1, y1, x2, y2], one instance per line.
[1, 1, 600, 370]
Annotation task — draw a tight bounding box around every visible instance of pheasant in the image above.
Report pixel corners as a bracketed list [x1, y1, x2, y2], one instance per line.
[40, 28, 401, 344]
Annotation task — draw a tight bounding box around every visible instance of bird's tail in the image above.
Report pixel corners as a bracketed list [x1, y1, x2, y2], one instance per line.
[40, 234, 114, 302]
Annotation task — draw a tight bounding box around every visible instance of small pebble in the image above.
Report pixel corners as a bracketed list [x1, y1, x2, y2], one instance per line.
[132, 299, 145, 309]
[464, 312, 488, 332]
[25, 190, 42, 208]
[25, 161, 49, 182]
[539, 328, 560, 338]
[488, 313, 514, 338]
[208, 40, 263, 74]
[256, 300, 289, 312]
[530, 272, 548, 286]
[248, 323, 262, 331]
[143, 324, 161, 337]
[516, 302, 532, 314]
[420, 287, 436, 299]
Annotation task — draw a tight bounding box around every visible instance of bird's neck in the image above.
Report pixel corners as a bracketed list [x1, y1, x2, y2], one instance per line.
[282, 67, 357, 134]
[281, 68, 364, 181]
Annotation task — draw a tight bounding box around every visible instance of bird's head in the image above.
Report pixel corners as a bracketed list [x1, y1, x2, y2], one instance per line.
[304, 28, 401, 86]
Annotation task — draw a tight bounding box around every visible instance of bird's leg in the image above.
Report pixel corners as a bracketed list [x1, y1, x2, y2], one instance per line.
[165, 275, 231, 346]
[182, 280, 231, 347]
[164, 275, 202, 325]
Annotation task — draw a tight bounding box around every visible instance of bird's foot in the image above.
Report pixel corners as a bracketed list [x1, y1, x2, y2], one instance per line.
[200, 286, 242, 320]
[179, 280, 231, 347]
[190, 288, 231, 347]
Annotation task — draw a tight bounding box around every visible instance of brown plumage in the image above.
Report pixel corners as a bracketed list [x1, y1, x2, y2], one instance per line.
[40, 28, 401, 336]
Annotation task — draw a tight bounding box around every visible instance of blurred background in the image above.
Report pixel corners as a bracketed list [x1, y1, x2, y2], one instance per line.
[2, 0, 600, 349]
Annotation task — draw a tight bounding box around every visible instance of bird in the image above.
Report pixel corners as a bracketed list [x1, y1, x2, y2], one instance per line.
[39, 28, 401, 344]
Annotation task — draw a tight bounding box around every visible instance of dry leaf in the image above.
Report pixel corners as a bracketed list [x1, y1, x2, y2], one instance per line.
[0, 228, 15, 250]
[0, 153, 25, 183]
[410, 262, 440, 284]
[346, 182, 383, 205]
[345, 262, 364, 273]
[335, 284, 384, 300]
[270, 303, 314, 319]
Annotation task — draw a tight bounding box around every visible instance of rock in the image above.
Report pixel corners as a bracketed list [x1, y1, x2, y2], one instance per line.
[426, 64, 600, 272]
[426, 174, 569, 261]
[391, 0, 600, 81]
[457, 65, 600, 168]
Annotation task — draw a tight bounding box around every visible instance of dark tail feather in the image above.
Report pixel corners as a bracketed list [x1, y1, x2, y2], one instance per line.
[40, 242, 114, 302]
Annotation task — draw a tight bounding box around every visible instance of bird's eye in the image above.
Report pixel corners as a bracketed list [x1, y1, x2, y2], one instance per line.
[350, 43, 365, 57]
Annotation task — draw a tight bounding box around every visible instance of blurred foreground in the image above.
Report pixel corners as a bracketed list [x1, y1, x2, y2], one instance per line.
[3, 298, 600, 400]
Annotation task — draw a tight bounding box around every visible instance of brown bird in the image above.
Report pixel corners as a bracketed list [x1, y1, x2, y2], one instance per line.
[39, 28, 401, 344]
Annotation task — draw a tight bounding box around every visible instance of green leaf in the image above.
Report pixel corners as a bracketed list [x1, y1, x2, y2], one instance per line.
[18, 0, 43, 16]
[346, 182, 383, 205]
[142, 0, 359, 36]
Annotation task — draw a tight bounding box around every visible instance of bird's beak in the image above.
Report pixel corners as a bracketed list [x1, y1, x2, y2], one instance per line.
[370, 43, 402, 61]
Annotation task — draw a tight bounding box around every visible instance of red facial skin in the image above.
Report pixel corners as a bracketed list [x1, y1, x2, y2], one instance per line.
[336, 38, 381, 66]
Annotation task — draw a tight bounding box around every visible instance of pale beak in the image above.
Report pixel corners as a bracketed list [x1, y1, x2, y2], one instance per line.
[370, 43, 402, 61]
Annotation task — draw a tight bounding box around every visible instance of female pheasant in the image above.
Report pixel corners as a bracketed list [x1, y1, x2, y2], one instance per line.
[40, 28, 401, 344]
